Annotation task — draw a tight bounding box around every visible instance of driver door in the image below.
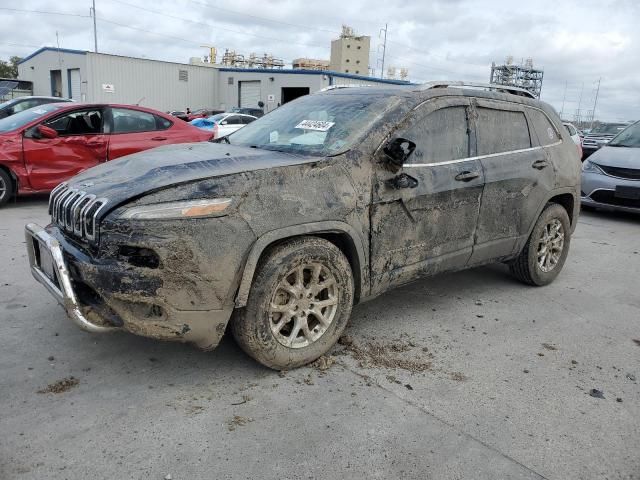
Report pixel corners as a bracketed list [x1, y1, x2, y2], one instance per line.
[23, 108, 108, 191]
[369, 97, 485, 295]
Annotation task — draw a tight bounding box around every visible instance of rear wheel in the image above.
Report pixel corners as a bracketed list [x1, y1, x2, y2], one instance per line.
[509, 203, 571, 286]
[231, 237, 354, 370]
[0, 169, 13, 207]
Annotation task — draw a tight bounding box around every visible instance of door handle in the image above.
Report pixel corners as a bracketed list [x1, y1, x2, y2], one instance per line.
[151, 136, 168, 141]
[455, 171, 480, 182]
[532, 159, 549, 170]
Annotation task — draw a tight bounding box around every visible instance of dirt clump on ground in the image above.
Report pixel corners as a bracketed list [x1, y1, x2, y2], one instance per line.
[311, 355, 335, 371]
[228, 415, 253, 431]
[542, 343, 558, 351]
[449, 372, 468, 382]
[341, 339, 431, 372]
[37, 377, 79, 394]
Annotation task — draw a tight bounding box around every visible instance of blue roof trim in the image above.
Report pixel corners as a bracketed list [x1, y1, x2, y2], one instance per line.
[18, 47, 87, 65]
[218, 67, 412, 85]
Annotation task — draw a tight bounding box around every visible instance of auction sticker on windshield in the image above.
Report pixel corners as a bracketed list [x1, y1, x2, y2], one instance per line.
[295, 120, 335, 131]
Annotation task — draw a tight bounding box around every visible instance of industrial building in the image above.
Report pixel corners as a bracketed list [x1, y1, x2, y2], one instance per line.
[17, 47, 406, 114]
[329, 26, 371, 75]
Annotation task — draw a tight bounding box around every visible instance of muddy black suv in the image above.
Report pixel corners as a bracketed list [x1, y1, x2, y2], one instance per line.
[26, 82, 581, 369]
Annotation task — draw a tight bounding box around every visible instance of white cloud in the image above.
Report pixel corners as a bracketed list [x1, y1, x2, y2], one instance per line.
[1, 0, 638, 121]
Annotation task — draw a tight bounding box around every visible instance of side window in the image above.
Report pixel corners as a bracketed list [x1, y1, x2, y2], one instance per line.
[45, 109, 103, 136]
[112, 108, 157, 133]
[225, 116, 243, 125]
[155, 115, 172, 130]
[403, 106, 470, 164]
[476, 108, 531, 155]
[242, 116, 256, 125]
[527, 108, 560, 146]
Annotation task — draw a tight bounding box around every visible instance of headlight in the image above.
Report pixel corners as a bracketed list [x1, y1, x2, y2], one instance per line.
[582, 160, 604, 174]
[120, 198, 232, 220]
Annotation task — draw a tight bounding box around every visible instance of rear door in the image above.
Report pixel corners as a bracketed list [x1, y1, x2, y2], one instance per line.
[23, 107, 107, 191]
[370, 97, 485, 294]
[468, 99, 556, 264]
[106, 107, 174, 160]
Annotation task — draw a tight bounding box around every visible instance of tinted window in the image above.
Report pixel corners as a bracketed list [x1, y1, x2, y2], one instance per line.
[45, 109, 103, 136]
[241, 116, 256, 125]
[112, 108, 157, 133]
[608, 121, 640, 148]
[156, 115, 172, 130]
[402, 106, 470, 164]
[525, 109, 559, 146]
[225, 116, 243, 125]
[477, 108, 531, 155]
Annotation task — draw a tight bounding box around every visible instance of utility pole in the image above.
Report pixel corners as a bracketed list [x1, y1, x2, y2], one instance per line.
[379, 23, 388, 79]
[590, 77, 601, 130]
[575, 81, 584, 126]
[91, 0, 98, 53]
[560, 80, 567, 120]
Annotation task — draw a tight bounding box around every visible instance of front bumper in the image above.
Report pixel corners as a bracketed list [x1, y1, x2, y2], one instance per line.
[581, 172, 640, 214]
[25, 223, 117, 333]
[24, 223, 234, 349]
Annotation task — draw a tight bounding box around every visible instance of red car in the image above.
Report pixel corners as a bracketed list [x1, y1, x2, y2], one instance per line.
[0, 103, 213, 206]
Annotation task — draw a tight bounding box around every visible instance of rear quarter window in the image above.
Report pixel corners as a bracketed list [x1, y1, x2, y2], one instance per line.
[527, 108, 560, 146]
[476, 108, 531, 155]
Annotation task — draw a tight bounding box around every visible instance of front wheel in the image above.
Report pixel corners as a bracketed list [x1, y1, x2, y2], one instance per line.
[231, 236, 354, 370]
[509, 203, 572, 286]
[0, 169, 13, 207]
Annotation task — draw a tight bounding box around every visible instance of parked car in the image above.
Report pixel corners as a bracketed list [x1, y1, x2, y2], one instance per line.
[0, 103, 212, 206]
[581, 120, 640, 213]
[230, 107, 264, 118]
[563, 122, 583, 156]
[0, 96, 72, 119]
[190, 113, 257, 138]
[25, 84, 580, 369]
[185, 108, 224, 122]
[582, 122, 629, 159]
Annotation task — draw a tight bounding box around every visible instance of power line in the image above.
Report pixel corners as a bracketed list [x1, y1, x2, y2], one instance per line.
[0, 7, 90, 18]
[98, 18, 203, 47]
[109, 0, 328, 50]
[185, 0, 340, 35]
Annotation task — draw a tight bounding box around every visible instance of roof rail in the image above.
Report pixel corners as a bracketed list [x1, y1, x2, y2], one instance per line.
[317, 84, 371, 92]
[419, 81, 536, 99]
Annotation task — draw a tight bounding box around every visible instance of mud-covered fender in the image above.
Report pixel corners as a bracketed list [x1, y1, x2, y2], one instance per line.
[515, 186, 579, 254]
[234, 221, 368, 308]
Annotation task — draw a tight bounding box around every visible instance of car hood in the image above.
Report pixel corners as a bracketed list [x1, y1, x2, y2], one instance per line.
[589, 145, 640, 169]
[67, 142, 322, 207]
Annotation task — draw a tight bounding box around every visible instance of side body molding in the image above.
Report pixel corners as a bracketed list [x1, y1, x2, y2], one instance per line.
[234, 221, 368, 307]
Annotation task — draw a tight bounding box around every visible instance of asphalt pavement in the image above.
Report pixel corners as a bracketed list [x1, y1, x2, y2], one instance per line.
[1, 196, 638, 479]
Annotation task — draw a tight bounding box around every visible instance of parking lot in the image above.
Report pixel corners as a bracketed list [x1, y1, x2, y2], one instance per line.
[1, 196, 638, 480]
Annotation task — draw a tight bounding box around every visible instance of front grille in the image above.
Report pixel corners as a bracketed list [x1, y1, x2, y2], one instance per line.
[598, 165, 640, 180]
[583, 135, 614, 148]
[590, 190, 640, 208]
[48, 183, 109, 243]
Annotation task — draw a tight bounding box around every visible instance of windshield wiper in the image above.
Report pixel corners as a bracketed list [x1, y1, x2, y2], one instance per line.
[211, 136, 230, 144]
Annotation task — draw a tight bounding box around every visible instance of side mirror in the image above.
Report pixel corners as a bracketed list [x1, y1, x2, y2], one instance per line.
[37, 125, 59, 139]
[383, 137, 416, 172]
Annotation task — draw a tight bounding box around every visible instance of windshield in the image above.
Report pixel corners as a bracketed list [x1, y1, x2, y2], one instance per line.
[0, 103, 62, 133]
[207, 113, 227, 123]
[591, 123, 627, 135]
[608, 121, 640, 148]
[0, 98, 20, 112]
[227, 93, 398, 156]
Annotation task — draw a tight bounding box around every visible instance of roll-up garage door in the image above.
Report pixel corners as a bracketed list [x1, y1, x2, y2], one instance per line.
[239, 80, 261, 108]
[69, 69, 81, 101]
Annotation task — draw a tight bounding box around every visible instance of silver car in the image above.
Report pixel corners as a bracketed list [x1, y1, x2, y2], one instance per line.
[581, 120, 640, 213]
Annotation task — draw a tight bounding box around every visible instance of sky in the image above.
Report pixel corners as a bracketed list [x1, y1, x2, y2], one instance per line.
[1, 0, 638, 122]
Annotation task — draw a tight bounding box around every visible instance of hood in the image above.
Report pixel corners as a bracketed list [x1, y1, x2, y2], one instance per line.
[67, 142, 322, 207]
[589, 145, 640, 169]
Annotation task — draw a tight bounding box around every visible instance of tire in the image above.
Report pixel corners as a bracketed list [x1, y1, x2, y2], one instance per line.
[509, 203, 571, 286]
[231, 236, 354, 370]
[0, 169, 13, 207]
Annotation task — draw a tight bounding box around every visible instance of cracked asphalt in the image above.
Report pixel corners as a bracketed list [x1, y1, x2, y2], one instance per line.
[1, 196, 639, 479]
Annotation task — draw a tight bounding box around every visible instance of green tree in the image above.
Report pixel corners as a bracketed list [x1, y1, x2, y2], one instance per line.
[0, 56, 22, 79]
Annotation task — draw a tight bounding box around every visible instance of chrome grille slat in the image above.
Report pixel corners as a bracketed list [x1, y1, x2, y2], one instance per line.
[48, 186, 108, 244]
